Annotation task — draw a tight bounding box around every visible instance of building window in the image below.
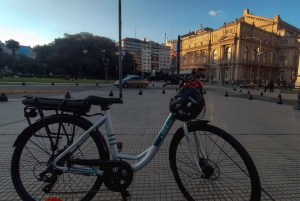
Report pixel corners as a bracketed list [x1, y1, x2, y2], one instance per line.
[226, 47, 231, 61]
[263, 51, 267, 63]
[203, 51, 206, 63]
[279, 59, 284, 66]
[272, 53, 276, 64]
[190, 52, 194, 63]
[243, 47, 248, 61]
[213, 50, 217, 63]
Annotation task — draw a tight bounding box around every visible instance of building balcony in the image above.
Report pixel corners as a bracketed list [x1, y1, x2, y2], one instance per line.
[219, 60, 231, 66]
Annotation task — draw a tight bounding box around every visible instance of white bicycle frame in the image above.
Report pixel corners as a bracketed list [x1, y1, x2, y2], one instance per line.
[53, 109, 206, 176]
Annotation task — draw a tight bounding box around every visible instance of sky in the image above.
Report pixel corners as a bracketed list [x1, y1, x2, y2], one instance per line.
[1, 0, 300, 47]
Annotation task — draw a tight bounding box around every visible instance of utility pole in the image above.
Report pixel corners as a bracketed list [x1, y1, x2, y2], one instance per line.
[118, 0, 122, 98]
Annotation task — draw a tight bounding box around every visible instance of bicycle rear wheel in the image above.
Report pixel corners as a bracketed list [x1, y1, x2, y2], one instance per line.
[169, 123, 261, 200]
[11, 115, 109, 201]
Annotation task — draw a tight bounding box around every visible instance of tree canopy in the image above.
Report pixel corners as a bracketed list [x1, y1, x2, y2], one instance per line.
[5, 39, 20, 58]
[1, 32, 137, 78]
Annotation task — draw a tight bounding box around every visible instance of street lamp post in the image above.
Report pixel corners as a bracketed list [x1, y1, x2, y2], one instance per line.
[244, 37, 262, 89]
[102, 58, 109, 83]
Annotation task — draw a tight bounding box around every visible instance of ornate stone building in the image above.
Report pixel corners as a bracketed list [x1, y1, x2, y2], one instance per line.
[172, 9, 300, 85]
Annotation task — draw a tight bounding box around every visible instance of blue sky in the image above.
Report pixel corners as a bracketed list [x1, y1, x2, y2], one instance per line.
[1, 0, 300, 47]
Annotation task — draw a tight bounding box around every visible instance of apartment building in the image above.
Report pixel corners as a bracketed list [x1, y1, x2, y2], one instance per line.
[120, 37, 171, 74]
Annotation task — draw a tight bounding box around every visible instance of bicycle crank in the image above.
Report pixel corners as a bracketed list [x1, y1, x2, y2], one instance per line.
[103, 160, 133, 193]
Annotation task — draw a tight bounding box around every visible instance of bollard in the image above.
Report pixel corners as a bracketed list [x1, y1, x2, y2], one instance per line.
[22, 82, 25, 86]
[260, 92, 263, 96]
[162, 89, 165, 94]
[225, 92, 228, 97]
[51, 82, 55, 86]
[0, 93, 8, 101]
[239, 90, 242, 93]
[65, 91, 71, 99]
[109, 91, 113, 96]
[152, 83, 154, 86]
[96, 83, 98, 86]
[75, 83, 78, 86]
[248, 94, 253, 100]
[203, 90, 206, 94]
[277, 94, 283, 104]
[139, 90, 142, 95]
[248, 91, 250, 94]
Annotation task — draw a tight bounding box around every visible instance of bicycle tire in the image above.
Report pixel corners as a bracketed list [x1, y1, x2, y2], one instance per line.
[169, 123, 261, 201]
[11, 115, 109, 201]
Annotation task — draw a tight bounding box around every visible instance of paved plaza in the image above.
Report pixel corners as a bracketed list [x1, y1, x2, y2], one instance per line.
[1, 82, 300, 200]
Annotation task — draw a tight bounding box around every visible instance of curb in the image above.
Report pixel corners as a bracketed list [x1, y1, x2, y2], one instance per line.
[0, 90, 68, 94]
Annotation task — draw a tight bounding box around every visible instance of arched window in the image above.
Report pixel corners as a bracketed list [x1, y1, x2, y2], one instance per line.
[196, 52, 200, 62]
[227, 47, 231, 60]
[243, 47, 248, 61]
[224, 47, 231, 61]
[190, 52, 194, 63]
[263, 51, 267, 63]
[213, 50, 217, 63]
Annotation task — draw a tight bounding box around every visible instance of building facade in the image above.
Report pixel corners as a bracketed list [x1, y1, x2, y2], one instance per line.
[120, 37, 171, 75]
[171, 9, 300, 84]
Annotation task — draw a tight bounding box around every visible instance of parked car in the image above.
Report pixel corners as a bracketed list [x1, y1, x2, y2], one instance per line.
[114, 76, 149, 88]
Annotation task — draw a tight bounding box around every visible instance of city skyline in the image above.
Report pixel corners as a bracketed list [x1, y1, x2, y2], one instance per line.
[1, 0, 300, 47]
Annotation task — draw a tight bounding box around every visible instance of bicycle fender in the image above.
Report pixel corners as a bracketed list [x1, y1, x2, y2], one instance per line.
[12, 115, 109, 158]
[187, 119, 210, 127]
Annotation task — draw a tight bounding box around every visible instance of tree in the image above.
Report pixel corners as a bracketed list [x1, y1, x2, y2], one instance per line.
[5, 39, 20, 58]
[122, 52, 136, 75]
[31, 32, 119, 78]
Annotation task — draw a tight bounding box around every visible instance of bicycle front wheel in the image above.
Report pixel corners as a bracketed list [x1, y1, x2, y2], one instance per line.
[11, 115, 109, 201]
[169, 123, 261, 200]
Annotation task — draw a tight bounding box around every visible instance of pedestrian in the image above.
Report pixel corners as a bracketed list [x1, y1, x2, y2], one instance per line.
[264, 80, 268, 92]
[231, 79, 234, 87]
[269, 79, 274, 92]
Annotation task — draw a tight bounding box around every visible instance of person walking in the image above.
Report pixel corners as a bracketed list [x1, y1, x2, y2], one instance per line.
[231, 79, 234, 87]
[269, 79, 274, 92]
[264, 80, 269, 92]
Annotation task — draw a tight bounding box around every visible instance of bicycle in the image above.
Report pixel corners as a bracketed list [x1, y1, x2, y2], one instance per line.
[11, 73, 261, 201]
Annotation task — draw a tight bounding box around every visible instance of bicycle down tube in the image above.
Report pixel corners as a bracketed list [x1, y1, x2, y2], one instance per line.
[117, 113, 176, 172]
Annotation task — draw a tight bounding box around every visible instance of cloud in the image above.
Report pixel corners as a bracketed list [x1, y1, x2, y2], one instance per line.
[208, 10, 223, 17]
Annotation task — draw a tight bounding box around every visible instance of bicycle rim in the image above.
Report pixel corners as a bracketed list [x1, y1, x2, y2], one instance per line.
[11, 116, 106, 201]
[170, 124, 261, 200]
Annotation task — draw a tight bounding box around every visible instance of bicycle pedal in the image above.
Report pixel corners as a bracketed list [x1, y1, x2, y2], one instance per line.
[117, 142, 123, 153]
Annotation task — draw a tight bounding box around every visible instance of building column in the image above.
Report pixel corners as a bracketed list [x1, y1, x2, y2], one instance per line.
[295, 55, 300, 86]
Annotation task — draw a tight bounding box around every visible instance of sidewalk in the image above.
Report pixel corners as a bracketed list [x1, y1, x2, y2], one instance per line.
[1, 85, 300, 200]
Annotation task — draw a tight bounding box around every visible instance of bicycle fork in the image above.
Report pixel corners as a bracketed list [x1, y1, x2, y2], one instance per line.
[183, 122, 207, 178]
